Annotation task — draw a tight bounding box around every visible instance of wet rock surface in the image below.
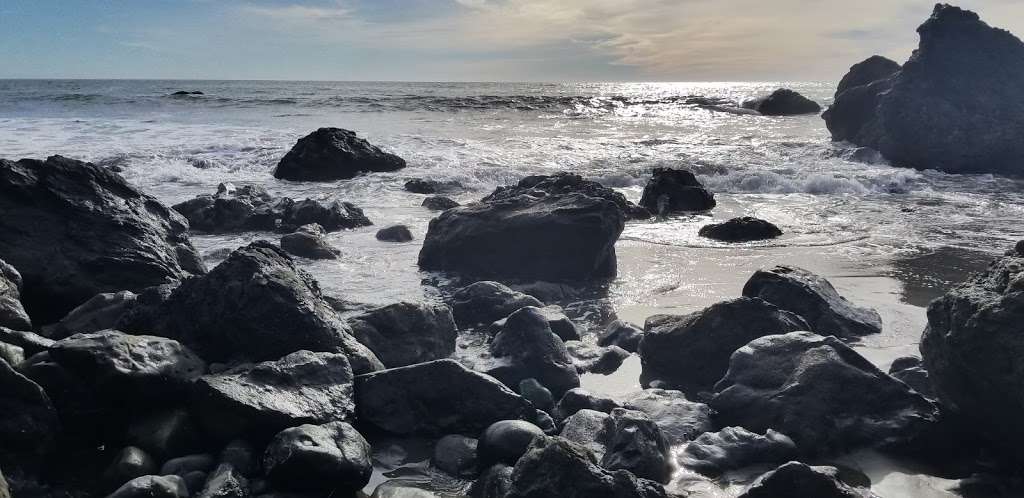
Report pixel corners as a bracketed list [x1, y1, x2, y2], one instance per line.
[263, 421, 372, 493]
[621, 389, 713, 445]
[0, 259, 31, 331]
[376, 224, 414, 242]
[280, 223, 340, 260]
[482, 172, 650, 220]
[422, 195, 460, 211]
[450, 281, 543, 328]
[738, 461, 867, 498]
[273, 127, 406, 181]
[347, 301, 457, 368]
[482, 306, 580, 398]
[638, 168, 715, 215]
[698, 217, 782, 242]
[677, 427, 797, 477]
[741, 89, 822, 115]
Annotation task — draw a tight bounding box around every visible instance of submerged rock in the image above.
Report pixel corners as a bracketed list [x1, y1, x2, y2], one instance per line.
[280, 223, 340, 260]
[419, 192, 625, 281]
[738, 461, 866, 498]
[638, 168, 715, 215]
[347, 301, 457, 368]
[375, 224, 414, 242]
[405, 178, 462, 194]
[0, 259, 30, 331]
[483, 306, 580, 398]
[743, 265, 882, 338]
[0, 155, 205, 323]
[482, 172, 650, 220]
[422, 195, 460, 211]
[639, 297, 808, 395]
[450, 281, 544, 328]
[355, 359, 534, 435]
[263, 422, 372, 493]
[677, 427, 797, 477]
[823, 4, 1024, 175]
[698, 217, 782, 242]
[274, 128, 406, 181]
[173, 184, 371, 233]
[741, 89, 822, 115]
[712, 331, 938, 455]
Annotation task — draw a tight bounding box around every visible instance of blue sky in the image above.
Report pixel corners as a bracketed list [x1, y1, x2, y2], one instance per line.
[2, 0, 1022, 81]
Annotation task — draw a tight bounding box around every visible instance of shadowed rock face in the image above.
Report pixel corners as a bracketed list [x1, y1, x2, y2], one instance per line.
[263, 421, 371, 494]
[824, 4, 1024, 175]
[0, 259, 31, 331]
[834, 55, 901, 96]
[347, 301, 457, 368]
[274, 127, 406, 181]
[0, 156, 205, 323]
[741, 89, 821, 116]
[738, 461, 865, 498]
[0, 357, 58, 466]
[638, 168, 715, 215]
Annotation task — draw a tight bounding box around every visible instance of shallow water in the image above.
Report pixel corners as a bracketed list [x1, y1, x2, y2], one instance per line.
[2, 79, 1020, 496]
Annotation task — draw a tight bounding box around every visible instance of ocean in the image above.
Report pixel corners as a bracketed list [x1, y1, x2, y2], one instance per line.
[2, 79, 1020, 496]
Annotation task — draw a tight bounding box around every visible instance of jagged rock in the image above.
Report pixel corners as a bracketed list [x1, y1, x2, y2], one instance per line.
[0, 343, 22, 367]
[108, 475, 189, 498]
[622, 389, 714, 445]
[0, 327, 53, 356]
[518, 378, 554, 412]
[835, 55, 901, 95]
[566, 342, 629, 375]
[741, 89, 822, 115]
[273, 128, 406, 181]
[173, 184, 371, 233]
[193, 350, 355, 440]
[638, 168, 715, 215]
[450, 281, 543, 328]
[560, 409, 611, 458]
[280, 224, 340, 260]
[196, 463, 249, 498]
[742, 265, 882, 337]
[738, 461, 867, 498]
[479, 420, 546, 466]
[0, 356, 58, 465]
[677, 427, 797, 477]
[712, 331, 938, 455]
[125, 409, 203, 459]
[263, 422, 372, 493]
[347, 301, 457, 368]
[376, 225, 414, 242]
[888, 356, 935, 399]
[482, 172, 650, 220]
[552, 388, 621, 422]
[483, 306, 580, 398]
[422, 196, 460, 211]
[43, 290, 137, 339]
[355, 359, 534, 435]
[699, 217, 782, 242]
[0, 155, 205, 323]
[470, 464, 513, 498]
[639, 297, 809, 394]
[823, 4, 1024, 175]
[0, 259, 30, 331]
[404, 178, 462, 194]
[598, 320, 644, 353]
[419, 192, 624, 281]
[433, 435, 478, 477]
[103, 447, 157, 491]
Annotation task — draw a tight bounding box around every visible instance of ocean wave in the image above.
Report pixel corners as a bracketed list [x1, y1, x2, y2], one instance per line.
[700, 169, 921, 195]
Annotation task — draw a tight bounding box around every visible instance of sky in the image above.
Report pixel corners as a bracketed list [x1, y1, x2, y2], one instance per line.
[1, 0, 1022, 82]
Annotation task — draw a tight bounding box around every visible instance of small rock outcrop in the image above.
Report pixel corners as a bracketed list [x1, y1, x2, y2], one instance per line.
[599, 408, 672, 483]
[405, 178, 462, 194]
[738, 461, 866, 498]
[698, 217, 782, 242]
[376, 224, 414, 242]
[280, 223, 341, 259]
[566, 342, 629, 375]
[0, 259, 30, 331]
[677, 427, 797, 477]
[450, 281, 543, 328]
[621, 389, 714, 445]
[741, 89, 822, 115]
[433, 434, 478, 477]
[263, 422, 372, 494]
[273, 128, 406, 181]
[598, 320, 644, 353]
[482, 306, 581, 398]
[422, 196, 460, 211]
[638, 168, 715, 215]
[482, 172, 650, 220]
[347, 301, 457, 368]
[552, 388, 621, 422]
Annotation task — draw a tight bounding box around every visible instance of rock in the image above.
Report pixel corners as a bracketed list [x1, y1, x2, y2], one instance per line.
[450, 281, 544, 328]
[621, 389, 714, 445]
[517, 378, 554, 412]
[0, 356, 58, 464]
[677, 427, 797, 477]
[375, 225, 414, 242]
[274, 128, 405, 181]
[422, 196, 460, 211]
[0, 156, 205, 323]
[171, 90, 204, 95]
[559, 409, 611, 458]
[348, 301, 457, 368]
[552, 388, 621, 422]
[835, 55, 901, 96]
[0, 259, 30, 331]
[108, 475, 189, 498]
[263, 422, 372, 493]
[484, 306, 580, 398]
[741, 89, 822, 115]
[404, 179, 462, 194]
[419, 192, 624, 281]
[196, 463, 248, 498]
[219, 440, 255, 476]
[824, 4, 1024, 175]
[597, 320, 643, 353]
[738, 461, 866, 498]
[481, 172, 650, 220]
[888, 356, 934, 399]
[742, 265, 882, 338]
[50, 330, 206, 402]
[920, 246, 1024, 454]
[566, 342, 629, 375]
[356, 359, 534, 435]
[698, 217, 782, 242]
[144, 241, 381, 369]
[638, 168, 715, 215]
[639, 297, 809, 395]
[0, 327, 53, 356]
[433, 435, 478, 477]
[0, 469, 7, 498]
[600, 408, 672, 483]
[17, 351, 102, 448]
[479, 420, 546, 466]
[125, 409, 203, 459]
[505, 436, 668, 498]
[103, 447, 158, 491]
[469, 464, 513, 498]
[193, 350, 355, 440]
[173, 184, 371, 233]
[280, 224, 340, 260]
[712, 331, 938, 455]
[161, 454, 217, 477]
[490, 305, 579, 342]
[0, 343, 22, 367]
[371, 481, 436, 498]
[43, 291, 137, 339]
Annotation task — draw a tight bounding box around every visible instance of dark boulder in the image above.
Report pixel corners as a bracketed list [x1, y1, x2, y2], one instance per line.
[479, 420, 546, 466]
[108, 475, 189, 498]
[552, 388, 621, 422]
[738, 461, 866, 498]
[600, 408, 672, 483]
[742, 265, 882, 337]
[347, 301, 457, 368]
[517, 378, 554, 412]
[639, 297, 809, 395]
[274, 128, 405, 181]
[712, 331, 938, 455]
[419, 192, 624, 281]
[433, 435, 478, 477]
[0, 356, 58, 465]
[483, 306, 580, 398]
[823, 4, 1024, 175]
[835, 55, 901, 96]
[698, 217, 782, 242]
[280, 224, 340, 260]
[489, 305, 578, 342]
[42, 290, 137, 339]
[125, 409, 203, 459]
[375, 225, 414, 242]
[598, 320, 643, 353]
[888, 356, 934, 399]
[173, 184, 371, 233]
[17, 351, 104, 447]
[160, 453, 216, 478]
[559, 409, 611, 458]
[469, 464, 513, 498]
[196, 463, 249, 498]
[482, 172, 650, 220]
[621, 389, 714, 445]
[741, 89, 822, 116]
[355, 359, 534, 435]
[218, 440, 256, 476]
[638, 168, 715, 215]
[263, 422, 371, 493]
[192, 350, 355, 440]
[404, 178, 462, 194]
[171, 91, 203, 96]
[0, 156, 205, 323]
[566, 342, 629, 375]
[677, 427, 797, 477]
[0, 259, 30, 331]
[450, 281, 543, 328]
[422, 196, 460, 211]
[103, 447, 158, 491]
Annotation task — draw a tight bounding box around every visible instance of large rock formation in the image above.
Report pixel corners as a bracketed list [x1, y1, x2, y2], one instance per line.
[419, 192, 624, 281]
[274, 128, 406, 181]
[638, 168, 715, 215]
[0, 156, 205, 323]
[741, 89, 822, 116]
[482, 172, 650, 220]
[823, 4, 1024, 175]
[173, 184, 370, 233]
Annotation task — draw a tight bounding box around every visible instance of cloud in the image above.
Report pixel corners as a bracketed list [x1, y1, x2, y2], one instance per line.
[242, 3, 353, 22]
